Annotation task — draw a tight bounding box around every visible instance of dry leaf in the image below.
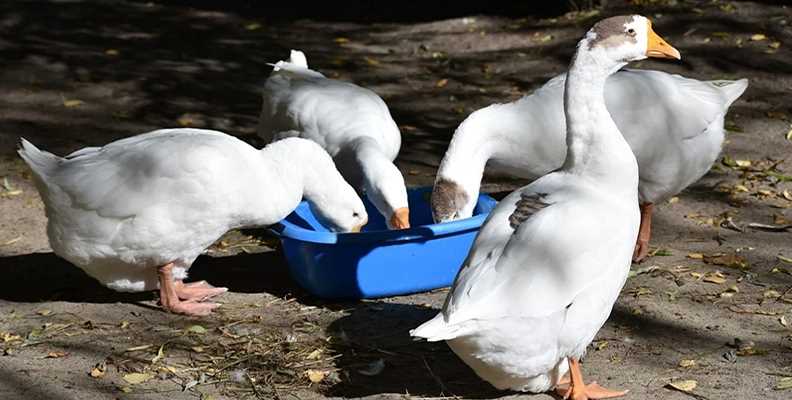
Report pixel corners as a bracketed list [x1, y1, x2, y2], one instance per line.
[769, 41, 781, 49]
[784, 190, 792, 201]
[703, 271, 727, 284]
[37, 309, 52, 316]
[735, 159, 752, 167]
[334, 37, 350, 44]
[306, 349, 323, 360]
[306, 369, 326, 383]
[123, 372, 153, 385]
[750, 33, 767, 41]
[45, 351, 68, 358]
[687, 253, 704, 259]
[776, 377, 792, 390]
[435, 78, 448, 88]
[764, 289, 781, 299]
[667, 379, 697, 392]
[244, 22, 261, 31]
[595, 340, 608, 350]
[690, 272, 703, 280]
[667, 196, 679, 204]
[678, 359, 697, 368]
[105, 49, 119, 56]
[704, 253, 749, 270]
[780, 315, 788, 327]
[119, 321, 130, 329]
[364, 57, 380, 66]
[186, 325, 207, 334]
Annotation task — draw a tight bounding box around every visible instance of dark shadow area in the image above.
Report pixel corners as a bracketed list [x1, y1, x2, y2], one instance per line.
[0, 250, 309, 303]
[326, 301, 504, 398]
[147, 1, 576, 23]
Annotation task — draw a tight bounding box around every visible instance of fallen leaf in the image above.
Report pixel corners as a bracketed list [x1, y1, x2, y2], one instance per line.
[750, 33, 767, 41]
[769, 41, 781, 49]
[538, 34, 553, 42]
[690, 272, 704, 280]
[306, 369, 326, 383]
[191, 346, 204, 353]
[703, 271, 727, 284]
[679, 359, 697, 368]
[45, 351, 68, 358]
[704, 253, 749, 270]
[123, 372, 153, 385]
[595, 340, 608, 351]
[687, 253, 704, 259]
[776, 377, 792, 390]
[105, 49, 119, 56]
[62, 99, 84, 108]
[357, 359, 385, 376]
[435, 78, 448, 88]
[651, 248, 673, 257]
[36, 309, 52, 316]
[334, 37, 350, 44]
[667, 379, 697, 392]
[244, 22, 261, 31]
[364, 57, 380, 66]
[186, 325, 207, 334]
[735, 159, 752, 167]
[119, 321, 130, 329]
[764, 289, 781, 299]
[306, 349, 323, 360]
[780, 315, 788, 327]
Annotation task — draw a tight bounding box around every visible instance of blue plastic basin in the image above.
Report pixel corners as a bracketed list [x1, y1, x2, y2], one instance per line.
[270, 187, 498, 299]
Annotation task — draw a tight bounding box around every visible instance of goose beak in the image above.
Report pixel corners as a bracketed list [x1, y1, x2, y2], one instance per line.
[645, 20, 680, 60]
[389, 207, 411, 230]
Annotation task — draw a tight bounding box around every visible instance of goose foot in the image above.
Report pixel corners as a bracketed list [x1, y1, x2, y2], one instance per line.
[158, 263, 221, 316]
[632, 202, 654, 263]
[175, 280, 228, 301]
[554, 358, 627, 400]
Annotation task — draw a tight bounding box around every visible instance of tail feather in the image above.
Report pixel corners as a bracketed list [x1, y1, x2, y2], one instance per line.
[271, 49, 309, 72]
[410, 313, 470, 342]
[710, 78, 749, 108]
[17, 138, 60, 179]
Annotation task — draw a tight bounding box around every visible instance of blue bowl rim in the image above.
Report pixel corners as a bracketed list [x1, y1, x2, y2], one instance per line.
[270, 189, 497, 245]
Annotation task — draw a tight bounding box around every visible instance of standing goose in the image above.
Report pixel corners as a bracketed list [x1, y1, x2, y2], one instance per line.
[412, 16, 680, 398]
[258, 50, 410, 230]
[433, 68, 746, 262]
[19, 129, 367, 316]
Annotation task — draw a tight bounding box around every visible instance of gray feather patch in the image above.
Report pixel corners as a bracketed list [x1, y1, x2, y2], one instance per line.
[588, 15, 637, 49]
[509, 192, 549, 230]
[431, 179, 469, 222]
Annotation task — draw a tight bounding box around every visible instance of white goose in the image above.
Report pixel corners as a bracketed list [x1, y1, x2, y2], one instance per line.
[433, 65, 747, 262]
[258, 50, 410, 230]
[412, 16, 680, 399]
[19, 129, 367, 316]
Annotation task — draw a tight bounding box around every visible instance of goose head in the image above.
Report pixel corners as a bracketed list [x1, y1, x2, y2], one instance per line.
[581, 15, 680, 67]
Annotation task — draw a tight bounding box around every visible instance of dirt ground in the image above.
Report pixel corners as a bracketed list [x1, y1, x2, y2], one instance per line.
[1, 0, 792, 399]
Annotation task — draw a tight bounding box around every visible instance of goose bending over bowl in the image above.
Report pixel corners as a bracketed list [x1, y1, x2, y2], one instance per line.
[413, 15, 680, 399]
[19, 129, 366, 316]
[433, 66, 747, 262]
[258, 49, 410, 230]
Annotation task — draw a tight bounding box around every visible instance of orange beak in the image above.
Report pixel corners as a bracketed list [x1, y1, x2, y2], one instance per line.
[646, 20, 680, 60]
[389, 207, 410, 230]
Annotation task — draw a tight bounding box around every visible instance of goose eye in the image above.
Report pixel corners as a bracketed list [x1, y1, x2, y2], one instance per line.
[353, 212, 360, 218]
[626, 28, 636, 37]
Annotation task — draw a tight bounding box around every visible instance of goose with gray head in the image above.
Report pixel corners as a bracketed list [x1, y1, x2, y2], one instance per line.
[432, 47, 747, 263]
[259, 50, 410, 230]
[412, 16, 680, 399]
[19, 129, 367, 316]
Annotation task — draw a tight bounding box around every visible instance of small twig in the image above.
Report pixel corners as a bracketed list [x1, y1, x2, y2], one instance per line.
[246, 371, 264, 399]
[776, 285, 792, 303]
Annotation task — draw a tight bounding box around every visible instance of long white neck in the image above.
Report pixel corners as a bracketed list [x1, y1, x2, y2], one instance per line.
[242, 138, 344, 226]
[561, 47, 638, 194]
[353, 137, 408, 219]
[435, 114, 500, 214]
